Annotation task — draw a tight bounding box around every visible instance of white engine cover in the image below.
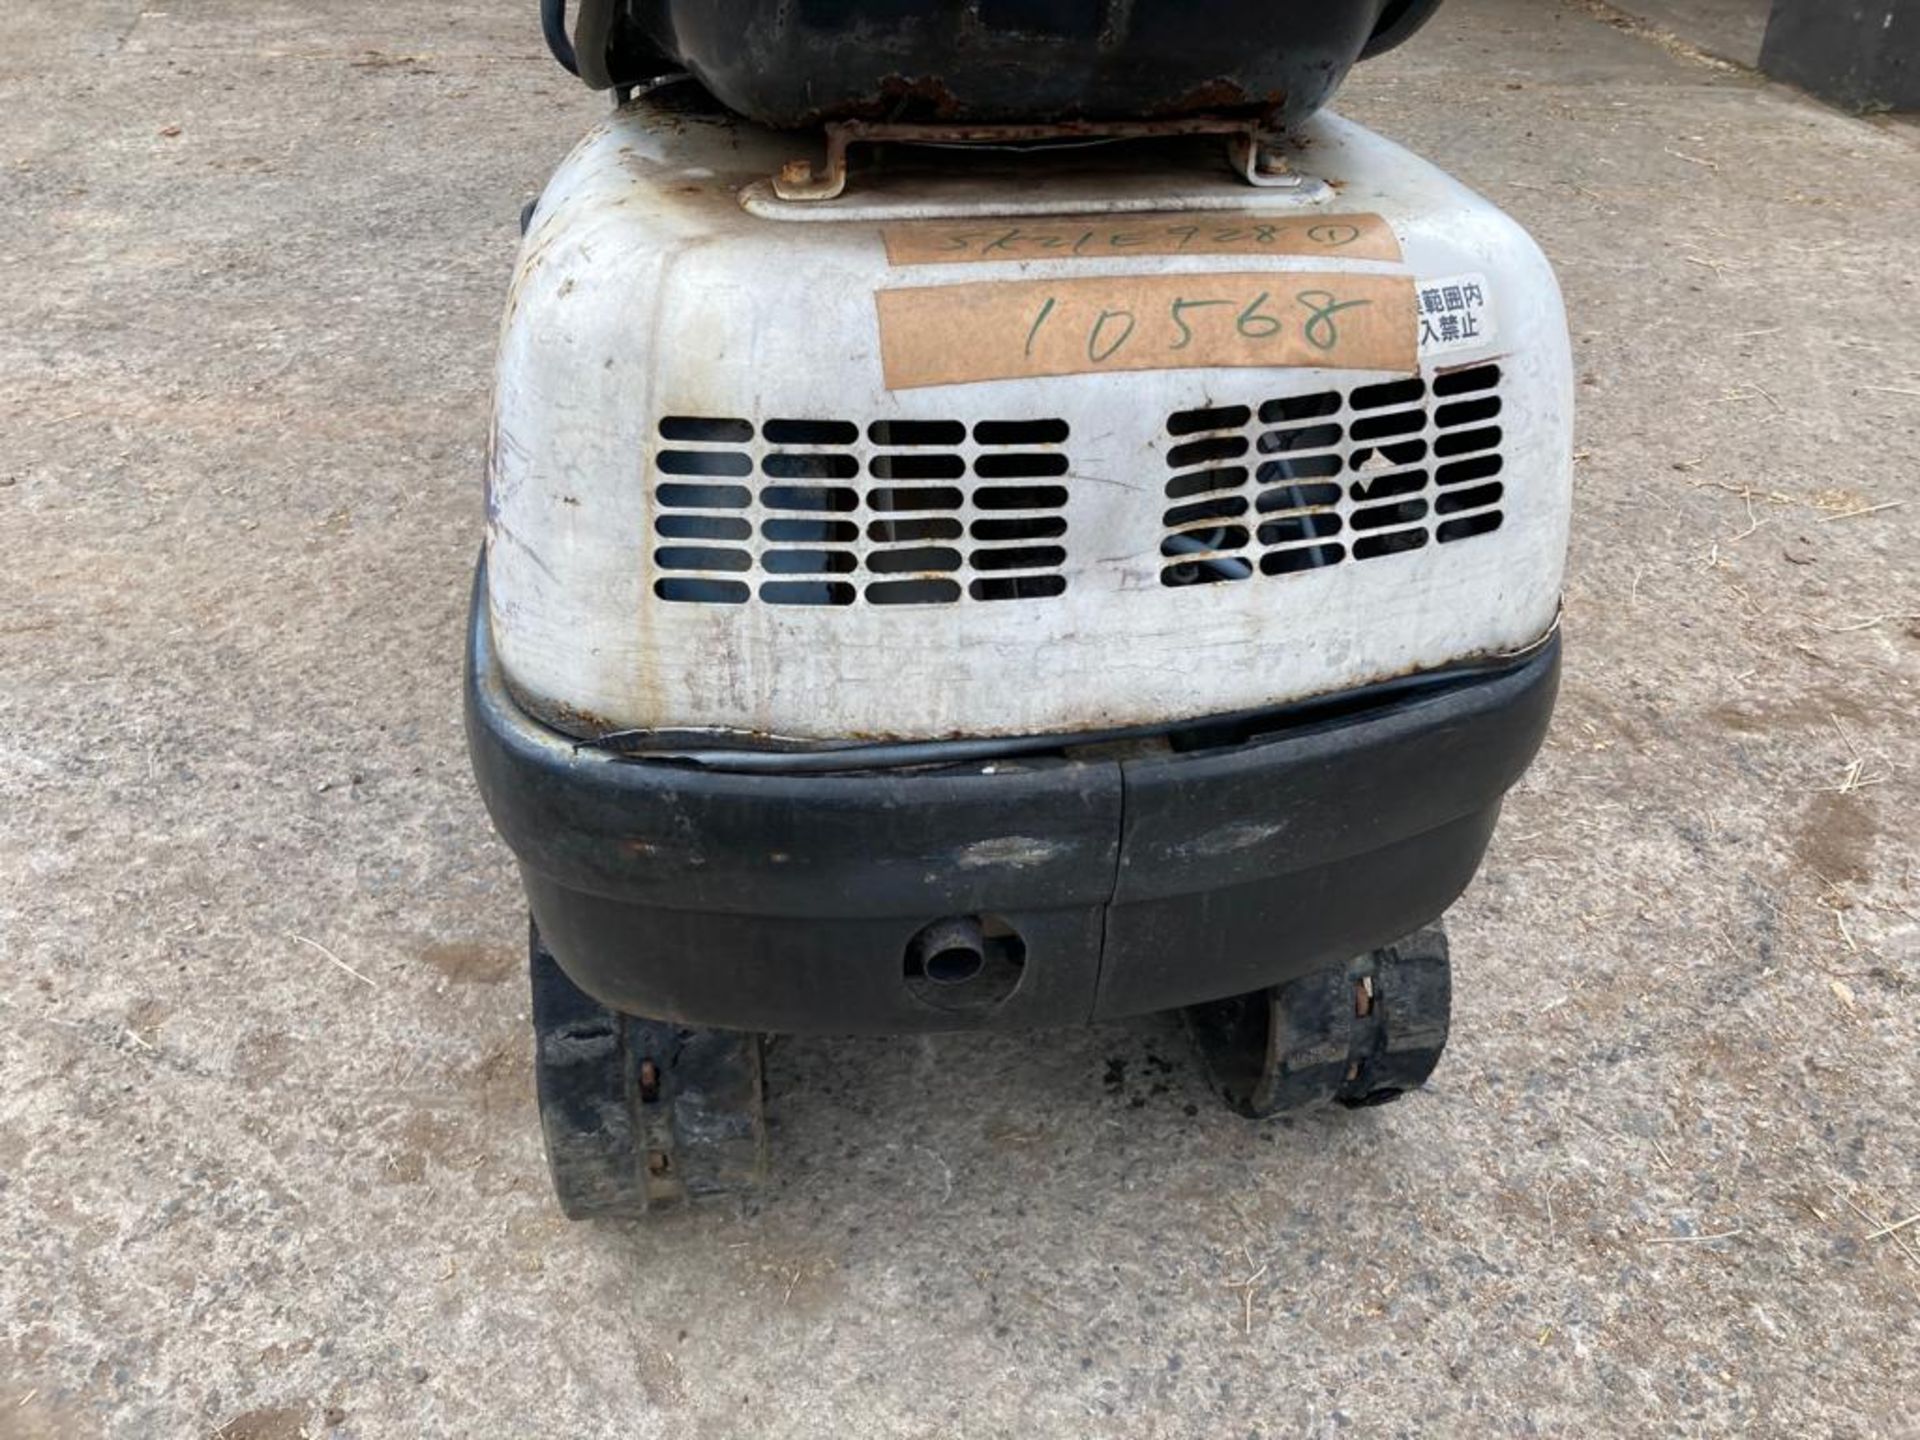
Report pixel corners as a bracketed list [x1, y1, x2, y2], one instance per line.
[489, 96, 1572, 742]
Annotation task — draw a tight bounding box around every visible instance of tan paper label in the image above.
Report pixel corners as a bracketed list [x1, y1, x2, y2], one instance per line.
[877, 272, 1417, 390]
[883, 212, 1401, 266]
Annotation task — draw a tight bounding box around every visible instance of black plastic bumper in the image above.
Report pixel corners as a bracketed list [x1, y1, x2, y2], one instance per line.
[466, 569, 1560, 1035]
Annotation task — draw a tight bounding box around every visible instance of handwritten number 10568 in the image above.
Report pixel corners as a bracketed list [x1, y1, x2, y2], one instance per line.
[1024, 288, 1374, 363]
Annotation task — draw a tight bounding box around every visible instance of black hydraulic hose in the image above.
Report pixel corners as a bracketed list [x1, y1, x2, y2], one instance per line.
[541, 0, 579, 75]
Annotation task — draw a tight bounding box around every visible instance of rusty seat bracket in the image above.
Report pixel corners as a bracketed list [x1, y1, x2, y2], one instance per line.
[766, 115, 1324, 205]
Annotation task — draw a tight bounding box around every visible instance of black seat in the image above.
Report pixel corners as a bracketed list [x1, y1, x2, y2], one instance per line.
[543, 0, 1446, 130]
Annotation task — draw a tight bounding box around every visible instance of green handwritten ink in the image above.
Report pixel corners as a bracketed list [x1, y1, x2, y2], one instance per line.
[1169, 298, 1231, 350]
[1296, 289, 1372, 351]
[1087, 308, 1137, 363]
[1025, 297, 1058, 358]
[1236, 292, 1282, 340]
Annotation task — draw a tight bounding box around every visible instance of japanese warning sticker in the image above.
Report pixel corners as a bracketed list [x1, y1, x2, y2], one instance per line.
[1417, 273, 1496, 357]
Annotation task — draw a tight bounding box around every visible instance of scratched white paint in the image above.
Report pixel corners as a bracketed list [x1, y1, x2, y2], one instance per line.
[953, 837, 1071, 870]
[1180, 821, 1291, 859]
[487, 103, 1573, 741]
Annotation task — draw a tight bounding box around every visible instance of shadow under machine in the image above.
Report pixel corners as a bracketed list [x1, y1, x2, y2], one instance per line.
[467, 0, 1572, 1217]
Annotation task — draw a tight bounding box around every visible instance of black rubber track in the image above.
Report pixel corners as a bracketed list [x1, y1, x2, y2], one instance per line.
[530, 921, 767, 1219]
[1186, 925, 1451, 1117]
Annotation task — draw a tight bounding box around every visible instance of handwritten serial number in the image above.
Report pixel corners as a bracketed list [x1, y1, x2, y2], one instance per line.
[1025, 287, 1376, 364]
[931, 221, 1368, 258]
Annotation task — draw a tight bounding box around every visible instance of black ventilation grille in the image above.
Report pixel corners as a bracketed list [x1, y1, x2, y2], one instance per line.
[651, 418, 1072, 606]
[1158, 364, 1506, 588]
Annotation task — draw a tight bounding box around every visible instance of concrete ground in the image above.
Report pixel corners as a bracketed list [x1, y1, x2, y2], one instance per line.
[2, 1, 1916, 1435]
[1608, 0, 1771, 68]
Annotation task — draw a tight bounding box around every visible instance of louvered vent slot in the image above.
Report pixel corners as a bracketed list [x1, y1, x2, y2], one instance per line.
[1347, 375, 1430, 562]
[650, 416, 1072, 605]
[1160, 363, 1505, 587]
[1430, 364, 1506, 544]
